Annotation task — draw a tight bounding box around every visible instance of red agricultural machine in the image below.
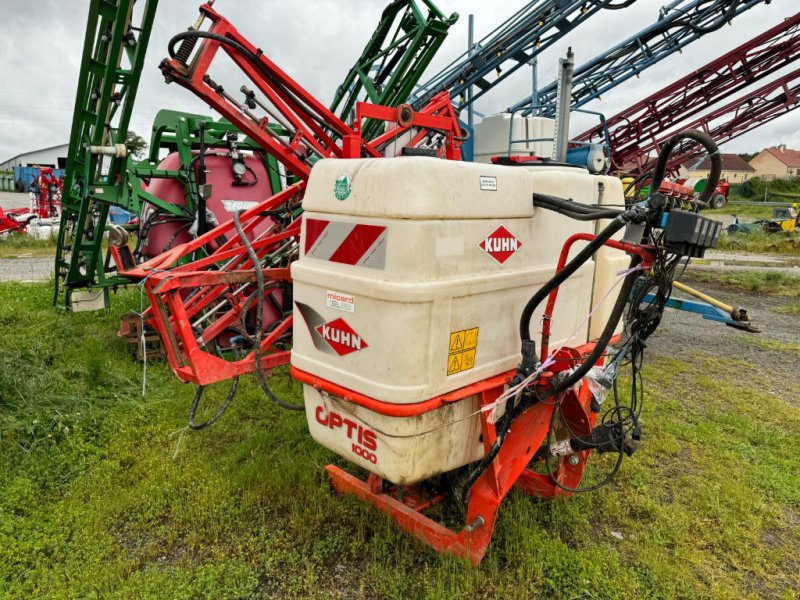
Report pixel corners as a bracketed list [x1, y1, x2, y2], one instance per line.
[101, 1, 725, 563]
[0, 166, 62, 235]
[49, 0, 774, 566]
[110, 3, 463, 387]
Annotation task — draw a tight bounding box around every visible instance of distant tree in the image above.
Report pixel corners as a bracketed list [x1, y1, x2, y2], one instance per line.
[738, 152, 757, 163]
[125, 130, 148, 160]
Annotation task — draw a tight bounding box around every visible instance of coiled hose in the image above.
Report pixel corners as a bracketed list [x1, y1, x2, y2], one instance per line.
[232, 211, 304, 411]
[650, 129, 721, 208]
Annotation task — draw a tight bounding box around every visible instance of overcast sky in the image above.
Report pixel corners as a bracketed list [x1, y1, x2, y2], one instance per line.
[0, 0, 797, 163]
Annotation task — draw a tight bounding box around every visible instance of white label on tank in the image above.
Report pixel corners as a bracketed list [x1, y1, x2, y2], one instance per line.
[326, 290, 355, 313]
[479, 176, 497, 191]
[222, 200, 259, 213]
[435, 237, 464, 257]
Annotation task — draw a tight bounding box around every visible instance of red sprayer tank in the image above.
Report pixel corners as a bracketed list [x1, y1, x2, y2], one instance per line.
[139, 152, 276, 259]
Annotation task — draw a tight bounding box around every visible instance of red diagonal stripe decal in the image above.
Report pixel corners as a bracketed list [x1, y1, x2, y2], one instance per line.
[327, 224, 385, 266]
[304, 218, 330, 253]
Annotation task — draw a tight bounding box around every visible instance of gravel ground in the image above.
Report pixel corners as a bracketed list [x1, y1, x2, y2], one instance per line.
[1, 191, 55, 282]
[0, 257, 53, 282]
[0, 190, 31, 210]
[646, 273, 800, 403]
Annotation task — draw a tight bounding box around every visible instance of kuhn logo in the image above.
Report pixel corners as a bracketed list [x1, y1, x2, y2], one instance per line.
[479, 225, 521, 264]
[314, 318, 367, 356]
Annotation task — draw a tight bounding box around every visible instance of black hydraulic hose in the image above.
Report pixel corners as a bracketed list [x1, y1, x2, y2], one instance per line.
[622, 170, 653, 201]
[533, 192, 608, 213]
[541, 254, 641, 400]
[690, 0, 741, 34]
[232, 211, 304, 411]
[462, 253, 641, 496]
[519, 213, 632, 342]
[534, 202, 624, 222]
[597, 0, 637, 9]
[188, 378, 239, 430]
[197, 123, 207, 236]
[532, 193, 625, 220]
[650, 129, 721, 207]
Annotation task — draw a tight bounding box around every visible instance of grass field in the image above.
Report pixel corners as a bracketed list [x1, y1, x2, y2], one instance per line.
[715, 231, 800, 255]
[0, 230, 137, 259]
[0, 232, 59, 258]
[1, 283, 799, 599]
[689, 270, 800, 296]
[705, 201, 774, 218]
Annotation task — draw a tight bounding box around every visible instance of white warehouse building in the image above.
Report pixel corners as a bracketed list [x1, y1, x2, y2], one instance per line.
[0, 143, 69, 171]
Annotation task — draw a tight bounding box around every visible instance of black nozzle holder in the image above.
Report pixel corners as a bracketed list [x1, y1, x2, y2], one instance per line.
[512, 339, 539, 387]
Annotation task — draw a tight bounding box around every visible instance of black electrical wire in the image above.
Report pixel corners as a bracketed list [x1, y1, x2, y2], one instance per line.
[236, 164, 259, 187]
[232, 211, 304, 411]
[543, 399, 626, 493]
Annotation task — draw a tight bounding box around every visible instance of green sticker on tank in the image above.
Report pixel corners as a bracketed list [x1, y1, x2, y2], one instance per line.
[334, 172, 352, 201]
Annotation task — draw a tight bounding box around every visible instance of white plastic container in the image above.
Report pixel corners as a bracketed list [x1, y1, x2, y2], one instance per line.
[473, 113, 555, 164]
[291, 157, 625, 483]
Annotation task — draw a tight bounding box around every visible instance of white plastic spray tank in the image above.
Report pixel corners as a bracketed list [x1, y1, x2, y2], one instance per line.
[291, 157, 625, 484]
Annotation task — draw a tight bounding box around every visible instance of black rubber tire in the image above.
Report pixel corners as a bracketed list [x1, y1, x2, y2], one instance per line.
[711, 194, 726, 209]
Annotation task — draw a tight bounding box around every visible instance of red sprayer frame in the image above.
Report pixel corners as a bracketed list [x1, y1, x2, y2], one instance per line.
[291, 234, 652, 565]
[116, 184, 304, 385]
[116, 4, 463, 386]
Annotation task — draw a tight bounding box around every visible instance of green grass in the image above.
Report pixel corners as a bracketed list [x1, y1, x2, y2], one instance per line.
[775, 301, 800, 316]
[0, 230, 139, 259]
[0, 231, 59, 258]
[706, 200, 774, 218]
[715, 231, 800, 255]
[1, 283, 799, 598]
[738, 337, 800, 357]
[689, 269, 800, 296]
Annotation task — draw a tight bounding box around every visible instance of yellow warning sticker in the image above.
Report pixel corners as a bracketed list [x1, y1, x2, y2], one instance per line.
[447, 327, 478, 375]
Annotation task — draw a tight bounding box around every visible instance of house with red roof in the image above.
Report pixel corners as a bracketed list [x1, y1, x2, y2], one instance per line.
[679, 153, 755, 183]
[749, 145, 800, 180]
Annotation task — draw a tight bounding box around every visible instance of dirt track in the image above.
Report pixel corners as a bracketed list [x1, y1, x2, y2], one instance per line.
[647, 273, 800, 403]
[0, 257, 53, 282]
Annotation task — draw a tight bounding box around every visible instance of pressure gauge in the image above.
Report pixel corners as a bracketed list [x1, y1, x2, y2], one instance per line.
[232, 160, 247, 177]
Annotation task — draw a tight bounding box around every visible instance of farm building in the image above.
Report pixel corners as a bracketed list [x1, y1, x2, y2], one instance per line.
[749, 145, 800, 180]
[0, 143, 69, 171]
[679, 153, 755, 183]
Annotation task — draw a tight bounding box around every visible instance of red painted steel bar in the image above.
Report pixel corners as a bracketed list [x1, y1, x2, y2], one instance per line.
[539, 232, 654, 361]
[323, 371, 597, 565]
[576, 13, 800, 173]
[639, 68, 800, 176]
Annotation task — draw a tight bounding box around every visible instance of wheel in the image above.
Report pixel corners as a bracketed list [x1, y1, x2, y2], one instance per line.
[710, 193, 726, 209]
